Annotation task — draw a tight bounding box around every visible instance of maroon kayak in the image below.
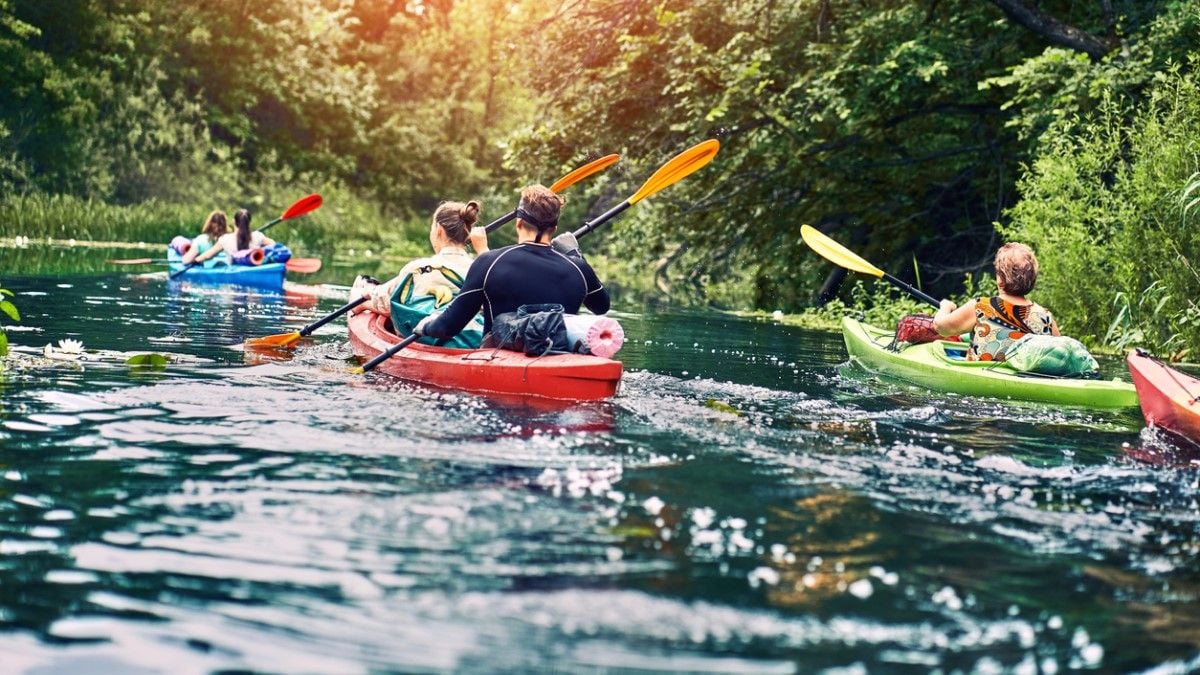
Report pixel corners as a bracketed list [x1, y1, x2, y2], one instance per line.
[348, 311, 622, 401]
[1127, 350, 1200, 444]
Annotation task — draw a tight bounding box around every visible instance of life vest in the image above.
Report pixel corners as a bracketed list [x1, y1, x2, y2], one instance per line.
[388, 264, 484, 349]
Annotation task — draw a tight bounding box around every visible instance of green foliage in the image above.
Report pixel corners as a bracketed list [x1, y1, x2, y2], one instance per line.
[0, 286, 18, 357]
[981, 5, 1200, 148]
[765, 279, 928, 331]
[0, 0, 1195, 338]
[1003, 64, 1200, 355]
[0, 0, 539, 233]
[507, 0, 1110, 308]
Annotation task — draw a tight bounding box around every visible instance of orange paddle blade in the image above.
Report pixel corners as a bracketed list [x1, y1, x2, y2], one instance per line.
[284, 257, 322, 273]
[549, 154, 620, 193]
[245, 332, 303, 349]
[281, 193, 323, 220]
[629, 139, 720, 204]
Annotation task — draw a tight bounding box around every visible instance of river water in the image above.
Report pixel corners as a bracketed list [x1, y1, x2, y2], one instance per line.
[0, 247, 1198, 673]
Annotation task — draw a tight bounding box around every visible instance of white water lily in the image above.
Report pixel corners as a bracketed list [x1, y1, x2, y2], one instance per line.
[56, 339, 84, 353]
[43, 338, 87, 360]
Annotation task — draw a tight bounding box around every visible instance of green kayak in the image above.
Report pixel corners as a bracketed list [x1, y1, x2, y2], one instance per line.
[841, 317, 1138, 409]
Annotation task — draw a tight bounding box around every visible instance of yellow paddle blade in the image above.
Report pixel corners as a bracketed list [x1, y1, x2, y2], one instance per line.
[245, 332, 302, 349]
[349, 366, 365, 375]
[629, 139, 720, 204]
[550, 154, 620, 193]
[800, 225, 885, 278]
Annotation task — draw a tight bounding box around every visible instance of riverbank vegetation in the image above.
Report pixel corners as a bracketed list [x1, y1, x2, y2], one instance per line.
[1, 0, 1197, 355]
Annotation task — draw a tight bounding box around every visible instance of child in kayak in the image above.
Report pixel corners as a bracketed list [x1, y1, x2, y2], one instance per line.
[412, 184, 610, 341]
[180, 210, 228, 265]
[350, 200, 489, 316]
[933, 242, 1060, 362]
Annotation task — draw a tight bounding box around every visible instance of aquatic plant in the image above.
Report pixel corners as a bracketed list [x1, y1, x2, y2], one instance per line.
[0, 286, 19, 358]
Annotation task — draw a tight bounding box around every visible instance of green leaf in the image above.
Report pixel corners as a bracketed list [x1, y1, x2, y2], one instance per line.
[0, 300, 19, 322]
[125, 353, 168, 368]
[0, 330, 7, 358]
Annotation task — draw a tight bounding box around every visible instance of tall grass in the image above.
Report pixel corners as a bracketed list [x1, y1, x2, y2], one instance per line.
[0, 194, 198, 244]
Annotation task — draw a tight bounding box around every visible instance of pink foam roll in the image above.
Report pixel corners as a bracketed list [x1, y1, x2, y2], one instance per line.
[232, 248, 265, 266]
[170, 236, 192, 255]
[564, 315, 625, 359]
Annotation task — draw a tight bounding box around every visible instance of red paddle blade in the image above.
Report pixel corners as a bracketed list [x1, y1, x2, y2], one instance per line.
[246, 331, 303, 349]
[281, 193, 323, 220]
[284, 257, 322, 273]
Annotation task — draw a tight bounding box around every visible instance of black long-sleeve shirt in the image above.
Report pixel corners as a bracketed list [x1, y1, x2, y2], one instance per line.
[422, 242, 610, 339]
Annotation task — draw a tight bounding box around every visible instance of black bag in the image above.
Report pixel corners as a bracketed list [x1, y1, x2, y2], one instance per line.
[489, 303, 570, 356]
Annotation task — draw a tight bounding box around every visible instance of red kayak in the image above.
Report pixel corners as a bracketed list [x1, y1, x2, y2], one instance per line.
[1127, 350, 1200, 444]
[348, 311, 622, 401]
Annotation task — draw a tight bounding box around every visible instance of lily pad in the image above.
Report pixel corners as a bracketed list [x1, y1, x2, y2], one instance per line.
[125, 353, 169, 368]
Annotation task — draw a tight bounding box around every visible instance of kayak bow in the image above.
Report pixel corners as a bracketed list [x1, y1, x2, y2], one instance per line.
[1127, 350, 1200, 443]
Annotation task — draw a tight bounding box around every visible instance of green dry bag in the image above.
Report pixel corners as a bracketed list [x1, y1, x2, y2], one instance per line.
[1005, 334, 1099, 378]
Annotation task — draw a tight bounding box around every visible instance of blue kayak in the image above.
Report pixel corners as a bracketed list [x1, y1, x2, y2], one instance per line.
[166, 248, 286, 288]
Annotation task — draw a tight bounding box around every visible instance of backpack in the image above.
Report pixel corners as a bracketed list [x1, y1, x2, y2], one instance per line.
[490, 304, 570, 356]
[261, 243, 292, 263]
[388, 264, 483, 349]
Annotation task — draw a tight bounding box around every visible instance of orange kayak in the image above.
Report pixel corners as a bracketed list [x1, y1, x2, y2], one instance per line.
[1127, 350, 1200, 444]
[347, 311, 622, 401]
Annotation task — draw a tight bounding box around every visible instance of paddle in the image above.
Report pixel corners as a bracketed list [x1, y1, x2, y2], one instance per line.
[169, 193, 323, 280]
[246, 157, 620, 350]
[110, 256, 322, 273]
[356, 139, 720, 374]
[483, 154, 620, 233]
[799, 224, 940, 307]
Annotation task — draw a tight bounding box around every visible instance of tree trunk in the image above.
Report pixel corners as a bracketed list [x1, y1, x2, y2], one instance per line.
[984, 0, 1116, 60]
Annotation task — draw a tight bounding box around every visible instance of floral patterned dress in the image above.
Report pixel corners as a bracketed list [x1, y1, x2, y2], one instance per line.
[969, 297, 1054, 362]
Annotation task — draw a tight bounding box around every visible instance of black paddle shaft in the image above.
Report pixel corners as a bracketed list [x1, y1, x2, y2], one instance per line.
[484, 211, 517, 234]
[882, 272, 941, 308]
[361, 333, 420, 372]
[301, 297, 368, 338]
[573, 200, 631, 239]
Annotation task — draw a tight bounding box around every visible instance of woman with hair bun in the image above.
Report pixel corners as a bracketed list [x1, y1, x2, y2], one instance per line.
[413, 184, 610, 344]
[351, 200, 489, 316]
[933, 242, 1061, 362]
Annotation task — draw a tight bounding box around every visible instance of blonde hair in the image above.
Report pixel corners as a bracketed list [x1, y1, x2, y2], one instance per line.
[518, 184, 565, 235]
[432, 200, 481, 245]
[201, 210, 227, 240]
[995, 242, 1039, 296]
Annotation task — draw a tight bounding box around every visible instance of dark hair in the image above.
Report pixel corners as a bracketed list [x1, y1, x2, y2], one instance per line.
[234, 209, 252, 250]
[433, 200, 481, 245]
[518, 184, 564, 240]
[995, 242, 1039, 296]
[202, 210, 227, 240]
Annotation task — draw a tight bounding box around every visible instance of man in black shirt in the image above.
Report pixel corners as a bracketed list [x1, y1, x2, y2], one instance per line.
[416, 184, 610, 341]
